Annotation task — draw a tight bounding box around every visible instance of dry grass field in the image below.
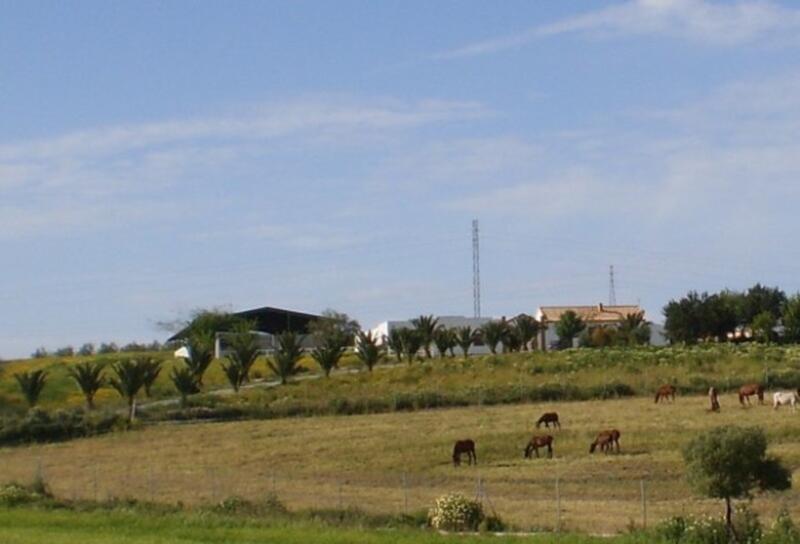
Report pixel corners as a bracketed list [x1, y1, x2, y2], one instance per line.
[3, 392, 800, 534]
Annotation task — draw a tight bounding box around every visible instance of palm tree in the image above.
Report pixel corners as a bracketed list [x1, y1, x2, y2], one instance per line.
[455, 326, 475, 358]
[181, 329, 215, 387]
[109, 359, 147, 422]
[355, 330, 383, 372]
[386, 329, 403, 363]
[555, 310, 586, 349]
[618, 311, 650, 346]
[220, 359, 245, 392]
[410, 315, 439, 358]
[513, 314, 540, 351]
[170, 364, 200, 407]
[311, 339, 346, 378]
[481, 320, 508, 355]
[398, 327, 422, 364]
[66, 361, 105, 409]
[14, 370, 48, 409]
[268, 331, 303, 385]
[227, 321, 260, 383]
[141, 358, 163, 398]
[433, 327, 454, 358]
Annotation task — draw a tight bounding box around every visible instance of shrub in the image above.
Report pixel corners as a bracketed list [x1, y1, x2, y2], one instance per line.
[763, 509, 800, 544]
[0, 483, 50, 506]
[428, 493, 484, 532]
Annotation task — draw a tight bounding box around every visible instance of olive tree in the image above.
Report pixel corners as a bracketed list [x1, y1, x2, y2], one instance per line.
[683, 426, 791, 542]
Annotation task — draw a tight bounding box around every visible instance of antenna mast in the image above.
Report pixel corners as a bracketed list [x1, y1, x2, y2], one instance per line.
[608, 265, 617, 306]
[472, 219, 481, 318]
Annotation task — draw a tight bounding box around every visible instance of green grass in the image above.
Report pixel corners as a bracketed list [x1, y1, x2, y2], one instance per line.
[0, 506, 633, 544]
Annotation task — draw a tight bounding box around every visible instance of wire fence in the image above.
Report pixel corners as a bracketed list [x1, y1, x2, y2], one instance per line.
[3, 456, 761, 534]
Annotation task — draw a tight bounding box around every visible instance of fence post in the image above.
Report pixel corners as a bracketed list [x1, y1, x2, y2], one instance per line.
[555, 476, 561, 532]
[93, 465, 98, 502]
[148, 466, 154, 502]
[402, 472, 408, 514]
[271, 470, 276, 496]
[338, 481, 343, 509]
[640, 479, 647, 529]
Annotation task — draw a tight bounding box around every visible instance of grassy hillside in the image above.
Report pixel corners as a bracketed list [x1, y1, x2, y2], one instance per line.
[3, 393, 800, 534]
[2, 344, 800, 419]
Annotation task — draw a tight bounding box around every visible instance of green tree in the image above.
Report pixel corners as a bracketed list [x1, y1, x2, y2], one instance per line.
[220, 358, 246, 392]
[783, 294, 800, 344]
[141, 357, 163, 397]
[170, 364, 200, 407]
[307, 309, 360, 348]
[355, 330, 384, 372]
[432, 327, 455, 358]
[555, 311, 585, 349]
[66, 361, 105, 409]
[512, 314, 540, 351]
[226, 321, 261, 384]
[386, 328, 404, 363]
[740, 283, 787, 325]
[14, 370, 48, 409]
[181, 329, 215, 387]
[455, 326, 475, 358]
[268, 331, 303, 385]
[683, 426, 791, 541]
[480, 320, 508, 355]
[751, 311, 777, 344]
[108, 359, 148, 422]
[411, 315, 439, 359]
[311, 339, 346, 378]
[617, 311, 651, 346]
[398, 327, 422, 363]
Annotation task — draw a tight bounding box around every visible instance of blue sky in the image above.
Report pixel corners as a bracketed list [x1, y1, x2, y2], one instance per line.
[2, 0, 800, 358]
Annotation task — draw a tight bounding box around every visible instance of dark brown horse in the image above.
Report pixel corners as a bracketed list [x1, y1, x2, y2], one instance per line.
[739, 383, 764, 406]
[524, 435, 553, 458]
[589, 429, 621, 454]
[536, 412, 561, 429]
[452, 439, 477, 466]
[654, 384, 676, 403]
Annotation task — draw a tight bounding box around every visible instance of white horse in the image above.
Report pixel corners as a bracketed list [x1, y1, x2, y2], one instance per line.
[773, 391, 799, 411]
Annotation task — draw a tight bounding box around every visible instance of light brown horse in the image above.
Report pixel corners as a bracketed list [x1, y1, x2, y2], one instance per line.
[654, 384, 676, 403]
[524, 435, 553, 458]
[536, 412, 561, 429]
[589, 429, 621, 454]
[452, 439, 477, 466]
[739, 383, 765, 406]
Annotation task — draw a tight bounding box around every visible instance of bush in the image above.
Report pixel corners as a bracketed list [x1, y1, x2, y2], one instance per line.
[655, 505, 761, 544]
[763, 509, 800, 544]
[0, 408, 122, 446]
[0, 483, 49, 506]
[427, 493, 484, 532]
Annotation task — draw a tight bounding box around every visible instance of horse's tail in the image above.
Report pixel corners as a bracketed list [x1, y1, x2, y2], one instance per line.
[589, 441, 597, 453]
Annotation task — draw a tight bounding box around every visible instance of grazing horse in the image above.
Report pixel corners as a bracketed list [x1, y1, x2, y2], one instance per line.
[524, 435, 554, 458]
[739, 383, 765, 406]
[654, 384, 676, 404]
[536, 412, 561, 429]
[773, 391, 799, 411]
[709, 386, 720, 412]
[589, 429, 621, 454]
[452, 439, 477, 466]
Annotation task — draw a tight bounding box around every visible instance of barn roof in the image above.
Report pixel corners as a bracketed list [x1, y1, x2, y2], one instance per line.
[168, 306, 321, 341]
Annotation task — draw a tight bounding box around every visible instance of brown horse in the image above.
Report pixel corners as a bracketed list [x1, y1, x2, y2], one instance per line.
[589, 429, 621, 454]
[739, 383, 765, 406]
[524, 435, 553, 458]
[536, 412, 561, 429]
[452, 439, 477, 466]
[654, 384, 676, 403]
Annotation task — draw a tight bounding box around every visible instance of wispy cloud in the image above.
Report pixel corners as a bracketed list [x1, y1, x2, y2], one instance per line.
[0, 96, 487, 237]
[437, 0, 800, 59]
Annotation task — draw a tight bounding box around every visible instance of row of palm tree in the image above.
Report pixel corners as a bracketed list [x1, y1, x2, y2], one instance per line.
[11, 314, 545, 411]
[14, 357, 163, 422]
[386, 314, 542, 363]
